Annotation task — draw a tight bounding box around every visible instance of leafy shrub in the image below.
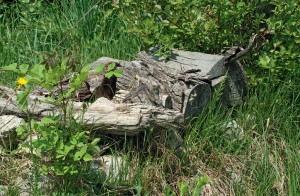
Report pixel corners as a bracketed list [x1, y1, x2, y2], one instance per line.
[17, 116, 100, 176]
[1, 61, 96, 178]
[113, 0, 263, 55]
[112, 0, 300, 84]
[1, 59, 122, 189]
[256, 1, 300, 85]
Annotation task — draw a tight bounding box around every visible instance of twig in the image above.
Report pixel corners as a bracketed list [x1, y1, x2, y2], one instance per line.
[224, 33, 258, 64]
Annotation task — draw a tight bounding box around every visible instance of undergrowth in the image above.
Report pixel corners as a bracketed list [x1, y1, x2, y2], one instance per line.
[0, 0, 299, 195]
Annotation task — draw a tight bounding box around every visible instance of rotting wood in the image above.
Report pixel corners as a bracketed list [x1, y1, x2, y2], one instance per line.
[0, 86, 184, 135]
[90, 50, 225, 119]
[80, 97, 184, 136]
[1, 48, 249, 136]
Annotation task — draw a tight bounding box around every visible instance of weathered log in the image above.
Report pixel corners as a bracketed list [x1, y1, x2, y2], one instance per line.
[222, 60, 247, 106]
[79, 97, 184, 136]
[31, 62, 120, 102]
[0, 86, 184, 135]
[1, 49, 248, 137]
[0, 86, 56, 118]
[89, 49, 228, 119]
[0, 115, 22, 148]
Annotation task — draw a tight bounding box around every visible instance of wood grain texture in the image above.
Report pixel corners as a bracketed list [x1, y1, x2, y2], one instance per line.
[80, 97, 184, 136]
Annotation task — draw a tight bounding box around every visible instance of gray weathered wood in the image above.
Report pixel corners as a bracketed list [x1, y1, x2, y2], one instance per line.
[0, 115, 22, 147]
[90, 49, 221, 119]
[146, 49, 226, 80]
[0, 86, 56, 118]
[0, 86, 184, 135]
[80, 97, 184, 136]
[0, 48, 248, 137]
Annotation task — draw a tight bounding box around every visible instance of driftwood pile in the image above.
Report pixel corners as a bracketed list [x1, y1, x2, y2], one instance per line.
[0, 49, 247, 140]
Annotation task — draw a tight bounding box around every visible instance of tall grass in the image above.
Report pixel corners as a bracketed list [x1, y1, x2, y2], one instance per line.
[0, 0, 142, 86]
[108, 76, 299, 195]
[180, 78, 299, 195]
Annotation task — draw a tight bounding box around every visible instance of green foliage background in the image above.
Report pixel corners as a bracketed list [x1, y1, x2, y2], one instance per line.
[114, 0, 300, 85]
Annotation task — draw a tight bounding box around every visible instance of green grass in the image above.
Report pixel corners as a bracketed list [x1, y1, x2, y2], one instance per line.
[0, 0, 142, 86]
[0, 1, 299, 195]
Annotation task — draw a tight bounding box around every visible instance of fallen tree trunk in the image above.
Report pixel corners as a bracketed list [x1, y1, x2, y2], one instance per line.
[0, 86, 184, 135]
[1, 49, 248, 136]
[0, 86, 57, 118]
[80, 97, 184, 136]
[89, 50, 228, 119]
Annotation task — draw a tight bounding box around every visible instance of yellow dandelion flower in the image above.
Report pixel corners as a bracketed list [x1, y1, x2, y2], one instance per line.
[17, 77, 28, 89]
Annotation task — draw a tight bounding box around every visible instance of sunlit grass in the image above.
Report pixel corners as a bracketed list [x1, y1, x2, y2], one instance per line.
[0, 0, 142, 86]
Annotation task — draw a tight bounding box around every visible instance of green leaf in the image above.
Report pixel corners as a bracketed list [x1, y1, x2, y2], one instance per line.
[70, 137, 77, 145]
[162, 20, 170, 26]
[42, 164, 48, 173]
[204, 22, 210, 30]
[17, 90, 30, 111]
[1, 63, 17, 72]
[83, 153, 93, 162]
[88, 144, 100, 152]
[76, 142, 84, 147]
[258, 55, 271, 69]
[74, 145, 87, 161]
[154, 4, 162, 12]
[193, 176, 210, 196]
[65, 88, 75, 98]
[95, 64, 105, 74]
[75, 132, 85, 140]
[154, 5, 161, 10]
[56, 153, 65, 159]
[81, 64, 91, 73]
[79, 64, 91, 81]
[91, 138, 100, 145]
[68, 166, 78, 175]
[57, 140, 64, 150]
[49, 133, 59, 146]
[54, 96, 64, 104]
[35, 138, 51, 152]
[178, 181, 188, 196]
[16, 126, 24, 136]
[107, 63, 116, 72]
[170, 25, 178, 29]
[20, 142, 30, 148]
[30, 119, 36, 129]
[64, 142, 75, 156]
[70, 77, 82, 89]
[60, 58, 69, 72]
[113, 69, 123, 78]
[41, 82, 53, 90]
[40, 117, 55, 125]
[45, 96, 56, 104]
[19, 64, 30, 74]
[30, 64, 45, 78]
[105, 72, 114, 78]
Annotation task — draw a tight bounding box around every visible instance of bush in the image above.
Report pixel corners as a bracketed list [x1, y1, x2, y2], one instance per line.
[1, 59, 122, 190]
[112, 0, 300, 85]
